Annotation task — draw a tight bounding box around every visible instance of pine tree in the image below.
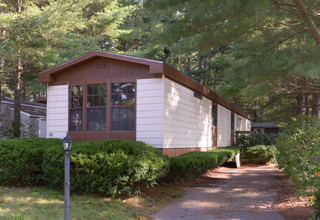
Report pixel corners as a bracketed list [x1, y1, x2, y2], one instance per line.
[0, 0, 132, 137]
[144, 0, 320, 121]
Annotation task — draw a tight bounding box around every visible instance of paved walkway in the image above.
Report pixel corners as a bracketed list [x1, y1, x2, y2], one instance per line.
[152, 166, 285, 220]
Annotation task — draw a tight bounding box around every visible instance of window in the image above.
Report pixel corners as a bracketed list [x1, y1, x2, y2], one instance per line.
[111, 83, 135, 131]
[212, 105, 217, 127]
[69, 82, 136, 135]
[231, 113, 235, 130]
[69, 85, 83, 131]
[87, 84, 107, 131]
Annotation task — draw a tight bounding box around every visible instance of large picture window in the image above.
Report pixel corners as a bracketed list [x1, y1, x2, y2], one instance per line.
[69, 85, 83, 131]
[69, 82, 135, 136]
[87, 84, 107, 131]
[111, 83, 135, 131]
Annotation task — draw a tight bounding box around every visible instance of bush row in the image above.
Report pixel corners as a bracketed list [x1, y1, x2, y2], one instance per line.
[241, 145, 277, 164]
[0, 138, 62, 186]
[0, 138, 240, 197]
[167, 147, 240, 180]
[236, 131, 278, 149]
[0, 138, 169, 197]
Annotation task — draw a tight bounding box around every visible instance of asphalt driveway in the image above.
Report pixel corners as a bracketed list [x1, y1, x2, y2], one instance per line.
[152, 166, 285, 220]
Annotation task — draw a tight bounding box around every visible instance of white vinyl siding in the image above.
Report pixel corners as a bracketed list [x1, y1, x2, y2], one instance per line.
[47, 85, 68, 138]
[163, 78, 212, 149]
[136, 78, 163, 148]
[39, 119, 47, 138]
[236, 114, 251, 131]
[217, 104, 231, 147]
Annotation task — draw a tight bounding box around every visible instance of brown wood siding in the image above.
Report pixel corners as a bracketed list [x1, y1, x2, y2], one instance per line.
[231, 130, 235, 145]
[51, 58, 156, 86]
[39, 50, 164, 83]
[212, 126, 217, 148]
[159, 147, 215, 157]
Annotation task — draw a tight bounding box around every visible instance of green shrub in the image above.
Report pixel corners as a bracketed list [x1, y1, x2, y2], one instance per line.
[167, 146, 240, 180]
[0, 138, 169, 197]
[241, 145, 277, 164]
[276, 115, 320, 218]
[0, 138, 61, 185]
[0, 138, 241, 197]
[42, 139, 169, 196]
[236, 132, 278, 149]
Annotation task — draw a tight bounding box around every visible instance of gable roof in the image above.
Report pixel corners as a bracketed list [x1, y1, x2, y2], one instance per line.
[39, 50, 164, 83]
[39, 50, 251, 120]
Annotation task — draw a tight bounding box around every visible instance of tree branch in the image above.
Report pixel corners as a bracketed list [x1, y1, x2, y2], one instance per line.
[294, 0, 320, 47]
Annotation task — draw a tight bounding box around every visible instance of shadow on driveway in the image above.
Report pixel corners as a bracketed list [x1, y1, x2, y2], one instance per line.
[151, 166, 285, 220]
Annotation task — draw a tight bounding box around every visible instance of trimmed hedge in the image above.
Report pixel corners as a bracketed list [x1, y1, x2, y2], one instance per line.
[0, 138, 240, 196]
[241, 145, 277, 164]
[43, 140, 169, 196]
[0, 138, 169, 197]
[167, 146, 241, 180]
[0, 138, 61, 186]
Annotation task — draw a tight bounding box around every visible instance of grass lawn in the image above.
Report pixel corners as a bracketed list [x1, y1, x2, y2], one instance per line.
[0, 186, 184, 220]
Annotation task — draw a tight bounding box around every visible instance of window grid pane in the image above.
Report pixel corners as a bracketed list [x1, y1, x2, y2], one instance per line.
[70, 85, 83, 109]
[111, 107, 135, 131]
[111, 82, 135, 131]
[87, 84, 107, 107]
[70, 109, 83, 131]
[87, 84, 107, 131]
[70, 85, 83, 131]
[87, 108, 106, 131]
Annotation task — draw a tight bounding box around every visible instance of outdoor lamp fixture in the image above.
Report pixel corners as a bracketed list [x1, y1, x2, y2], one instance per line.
[62, 132, 72, 220]
[62, 132, 72, 151]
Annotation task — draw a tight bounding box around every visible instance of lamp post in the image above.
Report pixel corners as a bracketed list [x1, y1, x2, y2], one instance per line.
[62, 132, 72, 220]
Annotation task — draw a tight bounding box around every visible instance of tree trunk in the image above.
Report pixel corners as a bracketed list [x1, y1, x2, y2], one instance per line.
[305, 95, 310, 115]
[18, 0, 22, 13]
[203, 57, 207, 70]
[253, 100, 259, 122]
[198, 56, 203, 69]
[0, 29, 4, 113]
[12, 0, 23, 137]
[0, 65, 2, 113]
[207, 65, 211, 89]
[187, 57, 191, 76]
[163, 47, 170, 63]
[0, 26, 6, 113]
[296, 94, 305, 115]
[13, 51, 23, 137]
[294, 0, 320, 47]
[312, 94, 320, 119]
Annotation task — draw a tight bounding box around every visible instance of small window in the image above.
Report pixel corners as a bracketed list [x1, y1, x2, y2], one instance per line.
[69, 85, 83, 131]
[111, 83, 135, 131]
[231, 113, 235, 131]
[194, 91, 203, 100]
[87, 84, 107, 131]
[212, 105, 217, 127]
